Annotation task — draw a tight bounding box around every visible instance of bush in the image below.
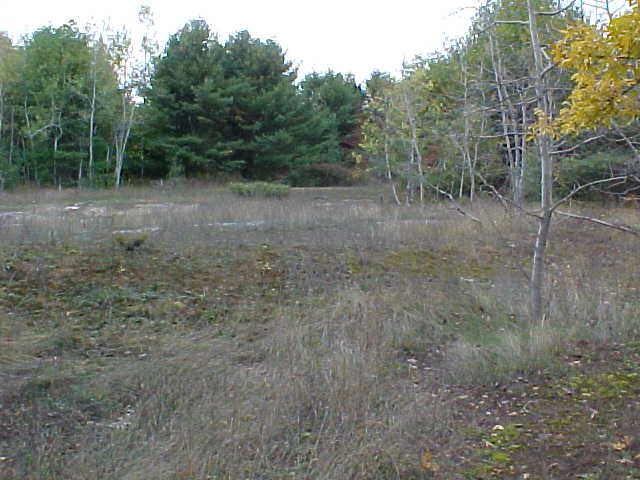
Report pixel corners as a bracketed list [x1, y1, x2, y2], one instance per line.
[229, 182, 290, 198]
[286, 163, 355, 187]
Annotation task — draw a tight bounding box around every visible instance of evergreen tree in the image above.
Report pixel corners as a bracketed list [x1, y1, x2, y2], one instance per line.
[144, 20, 227, 177]
[300, 71, 365, 163]
[145, 23, 339, 180]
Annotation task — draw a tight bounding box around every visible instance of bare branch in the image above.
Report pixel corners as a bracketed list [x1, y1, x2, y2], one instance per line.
[550, 176, 627, 211]
[475, 171, 543, 218]
[28, 123, 59, 139]
[536, 0, 578, 16]
[612, 121, 640, 158]
[551, 135, 605, 154]
[423, 183, 483, 224]
[495, 20, 530, 25]
[556, 210, 640, 236]
[540, 62, 557, 78]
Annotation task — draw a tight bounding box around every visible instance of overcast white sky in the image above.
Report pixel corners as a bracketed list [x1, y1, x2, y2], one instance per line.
[1, 0, 481, 83]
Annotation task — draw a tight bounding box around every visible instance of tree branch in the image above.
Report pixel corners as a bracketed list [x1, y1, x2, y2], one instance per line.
[495, 20, 530, 25]
[28, 123, 59, 139]
[475, 171, 543, 219]
[551, 135, 605, 154]
[535, 0, 578, 16]
[612, 121, 640, 159]
[424, 182, 483, 224]
[556, 210, 640, 236]
[550, 176, 627, 212]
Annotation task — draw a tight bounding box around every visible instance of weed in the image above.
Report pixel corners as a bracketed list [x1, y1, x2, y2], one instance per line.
[229, 181, 290, 198]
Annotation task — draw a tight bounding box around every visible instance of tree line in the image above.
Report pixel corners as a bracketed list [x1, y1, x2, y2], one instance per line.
[0, 13, 364, 188]
[0, 1, 637, 195]
[361, 0, 639, 206]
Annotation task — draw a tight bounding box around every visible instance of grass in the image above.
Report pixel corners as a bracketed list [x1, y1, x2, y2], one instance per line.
[229, 181, 290, 198]
[1, 183, 640, 479]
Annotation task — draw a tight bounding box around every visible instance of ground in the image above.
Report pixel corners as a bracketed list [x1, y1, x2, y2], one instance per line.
[1, 184, 640, 479]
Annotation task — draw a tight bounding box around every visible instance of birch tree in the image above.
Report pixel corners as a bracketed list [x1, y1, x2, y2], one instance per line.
[361, 72, 402, 204]
[108, 29, 137, 188]
[526, 0, 557, 324]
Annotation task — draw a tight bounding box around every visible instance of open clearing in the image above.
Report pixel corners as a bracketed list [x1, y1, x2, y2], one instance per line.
[2, 185, 640, 479]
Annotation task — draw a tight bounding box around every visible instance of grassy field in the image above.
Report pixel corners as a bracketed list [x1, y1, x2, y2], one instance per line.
[2, 183, 640, 479]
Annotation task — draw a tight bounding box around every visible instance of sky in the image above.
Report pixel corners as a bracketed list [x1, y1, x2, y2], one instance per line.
[1, 0, 481, 83]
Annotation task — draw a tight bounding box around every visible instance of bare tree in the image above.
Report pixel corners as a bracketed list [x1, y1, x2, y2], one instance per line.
[526, 0, 557, 324]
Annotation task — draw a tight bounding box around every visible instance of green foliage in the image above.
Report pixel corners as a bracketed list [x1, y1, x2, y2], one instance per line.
[300, 71, 365, 163]
[557, 150, 632, 198]
[229, 182, 290, 198]
[0, 18, 349, 187]
[144, 24, 340, 180]
[359, 0, 586, 202]
[113, 231, 150, 251]
[285, 162, 355, 187]
[0, 21, 123, 187]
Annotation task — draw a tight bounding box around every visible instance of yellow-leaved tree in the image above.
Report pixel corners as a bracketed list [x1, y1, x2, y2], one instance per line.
[552, 0, 640, 134]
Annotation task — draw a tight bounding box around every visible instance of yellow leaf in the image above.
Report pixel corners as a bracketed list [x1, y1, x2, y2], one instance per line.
[420, 451, 440, 472]
[611, 441, 628, 451]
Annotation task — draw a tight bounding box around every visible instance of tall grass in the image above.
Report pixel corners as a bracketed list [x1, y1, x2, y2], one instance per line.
[2, 184, 640, 478]
[44, 288, 457, 480]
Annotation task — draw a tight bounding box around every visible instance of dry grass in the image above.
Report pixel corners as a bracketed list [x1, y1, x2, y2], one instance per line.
[67, 290, 455, 480]
[2, 184, 640, 479]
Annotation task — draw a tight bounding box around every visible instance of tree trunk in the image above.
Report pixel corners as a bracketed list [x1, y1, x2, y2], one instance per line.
[87, 47, 99, 183]
[488, 28, 528, 207]
[84, 78, 97, 183]
[114, 95, 135, 189]
[384, 134, 401, 205]
[403, 93, 425, 204]
[527, 0, 555, 324]
[0, 83, 4, 143]
[9, 106, 14, 165]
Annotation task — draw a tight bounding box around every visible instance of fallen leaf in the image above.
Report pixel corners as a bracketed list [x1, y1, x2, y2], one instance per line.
[420, 452, 440, 472]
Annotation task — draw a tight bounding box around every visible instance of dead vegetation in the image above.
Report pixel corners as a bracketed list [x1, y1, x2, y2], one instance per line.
[1, 185, 640, 479]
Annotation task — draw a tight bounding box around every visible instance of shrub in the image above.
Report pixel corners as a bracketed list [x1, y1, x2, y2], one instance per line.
[229, 182, 290, 198]
[113, 230, 150, 251]
[286, 163, 355, 187]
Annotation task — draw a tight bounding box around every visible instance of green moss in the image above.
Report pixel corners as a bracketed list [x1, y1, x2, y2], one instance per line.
[565, 372, 640, 399]
[467, 424, 522, 477]
[380, 248, 496, 278]
[488, 451, 512, 464]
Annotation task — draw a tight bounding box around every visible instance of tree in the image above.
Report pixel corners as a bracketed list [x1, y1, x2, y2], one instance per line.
[550, 0, 639, 134]
[145, 24, 339, 180]
[81, 30, 118, 184]
[300, 71, 365, 163]
[361, 72, 402, 204]
[526, 0, 557, 324]
[466, 0, 581, 205]
[495, 0, 635, 323]
[19, 22, 95, 185]
[107, 27, 139, 188]
[144, 20, 232, 177]
[220, 30, 338, 178]
[0, 32, 22, 188]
